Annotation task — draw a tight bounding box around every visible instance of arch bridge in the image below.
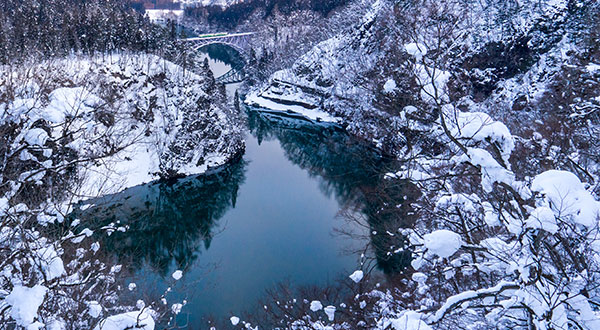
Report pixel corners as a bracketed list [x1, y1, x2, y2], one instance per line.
[181, 32, 255, 54]
[181, 32, 255, 84]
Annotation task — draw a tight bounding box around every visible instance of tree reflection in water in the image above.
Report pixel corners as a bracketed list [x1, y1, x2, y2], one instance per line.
[75, 158, 247, 276]
[247, 110, 420, 277]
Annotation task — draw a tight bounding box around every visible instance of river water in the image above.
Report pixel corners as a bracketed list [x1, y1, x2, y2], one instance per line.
[80, 45, 397, 328]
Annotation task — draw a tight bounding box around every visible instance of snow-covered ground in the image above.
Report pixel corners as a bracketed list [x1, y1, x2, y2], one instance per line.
[145, 10, 184, 24]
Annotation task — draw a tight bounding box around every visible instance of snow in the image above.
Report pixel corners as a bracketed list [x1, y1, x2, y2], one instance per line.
[531, 170, 600, 228]
[443, 105, 515, 160]
[416, 65, 451, 103]
[172, 270, 183, 280]
[391, 311, 431, 330]
[586, 63, 600, 72]
[41, 87, 100, 123]
[12, 54, 245, 199]
[171, 303, 183, 315]
[34, 246, 66, 281]
[323, 305, 336, 321]
[5, 285, 48, 327]
[383, 79, 397, 93]
[436, 194, 478, 213]
[411, 272, 427, 284]
[422, 230, 463, 258]
[526, 206, 558, 234]
[245, 92, 340, 123]
[349, 270, 364, 283]
[23, 128, 49, 146]
[454, 147, 515, 193]
[145, 10, 183, 23]
[93, 310, 155, 330]
[230, 316, 240, 325]
[430, 281, 517, 323]
[310, 300, 323, 312]
[404, 43, 428, 60]
[87, 301, 102, 318]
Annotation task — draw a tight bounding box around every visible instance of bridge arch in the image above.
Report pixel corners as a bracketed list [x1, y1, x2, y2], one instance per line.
[194, 43, 247, 85]
[182, 33, 254, 84]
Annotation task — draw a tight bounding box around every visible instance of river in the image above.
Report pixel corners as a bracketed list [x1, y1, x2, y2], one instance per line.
[77, 45, 401, 328]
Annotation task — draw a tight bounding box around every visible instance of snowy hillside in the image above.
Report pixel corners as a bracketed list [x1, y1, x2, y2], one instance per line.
[2, 54, 243, 198]
[0, 54, 243, 328]
[181, 0, 239, 7]
[248, 0, 599, 156]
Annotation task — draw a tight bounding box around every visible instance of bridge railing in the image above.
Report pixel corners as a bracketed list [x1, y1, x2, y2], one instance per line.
[181, 32, 255, 42]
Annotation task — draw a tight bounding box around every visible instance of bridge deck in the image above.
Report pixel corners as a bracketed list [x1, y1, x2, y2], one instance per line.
[183, 32, 255, 42]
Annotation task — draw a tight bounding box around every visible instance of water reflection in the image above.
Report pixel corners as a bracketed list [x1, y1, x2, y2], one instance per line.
[77, 158, 246, 276]
[247, 110, 419, 276]
[247, 110, 384, 204]
[199, 43, 245, 69]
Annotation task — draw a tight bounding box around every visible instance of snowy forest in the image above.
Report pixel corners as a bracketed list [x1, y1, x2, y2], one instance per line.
[1, 0, 600, 329]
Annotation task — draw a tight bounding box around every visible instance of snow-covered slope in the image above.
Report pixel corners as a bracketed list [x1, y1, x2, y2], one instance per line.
[0, 53, 244, 329]
[247, 0, 599, 157]
[1, 53, 244, 200]
[245, 0, 385, 124]
[181, 0, 239, 7]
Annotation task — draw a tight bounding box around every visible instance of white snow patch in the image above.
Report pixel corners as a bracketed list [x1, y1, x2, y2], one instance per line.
[324, 305, 336, 321]
[423, 230, 463, 258]
[391, 311, 431, 330]
[23, 128, 49, 146]
[5, 285, 48, 327]
[87, 301, 103, 318]
[310, 300, 323, 312]
[34, 246, 65, 280]
[526, 206, 558, 234]
[586, 63, 600, 72]
[245, 92, 340, 123]
[383, 79, 397, 93]
[171, 303, 183, 315]
[172, 270, 183, 281]
[349, 270, 364, 283]
[531, 170, 600, 228]
[93, 310, 155, 330]
[405, 43, 428, 59]
[443, 105, 515, 160]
